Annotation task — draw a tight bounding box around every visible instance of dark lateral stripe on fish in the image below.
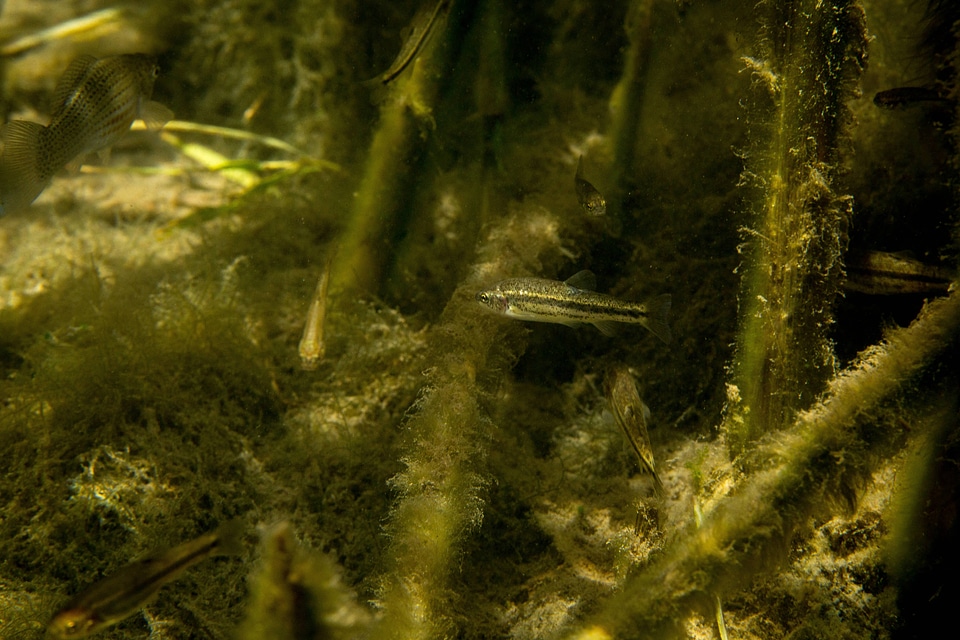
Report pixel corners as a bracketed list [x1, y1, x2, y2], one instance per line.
[369, 0, 451, 87]
[102, 532, 224, 607]
[515, 294, 648, 321]
[846, 266, 952, 286]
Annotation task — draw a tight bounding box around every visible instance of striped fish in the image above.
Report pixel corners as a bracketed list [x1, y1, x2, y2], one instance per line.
[475, 270, 671, 342]
[363, 0, 451, 102]
[47, 521, 242, 638]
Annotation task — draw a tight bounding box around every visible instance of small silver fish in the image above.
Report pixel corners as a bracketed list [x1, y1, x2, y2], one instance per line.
[363, 0, 451, 102]
[298, 253, 334, 370]
[575, 155, 606, 216]
[475, 270, 671, 342]
[0, 53, 173, 214]
[47, 522, 242, 639]
[604, 364, 663, 498]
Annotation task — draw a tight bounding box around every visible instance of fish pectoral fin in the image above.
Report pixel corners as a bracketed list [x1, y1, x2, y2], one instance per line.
[564, 269, 596, 291]
[65, 156, 86, 173]
[140, 101, 174, 130]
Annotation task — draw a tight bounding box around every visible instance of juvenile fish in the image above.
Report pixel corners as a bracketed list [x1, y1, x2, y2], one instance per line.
[298, 253, 334, 370]
[0, 53, 173, 214]
[575, 155, 606, 216]
[475, 270, 671, 342]
[845, 249, 953, 296]
[364, 0, 451, 102]
[604, 364, 663, 497]
[47, 522, 242, 639]
[873, 86, 948, 110]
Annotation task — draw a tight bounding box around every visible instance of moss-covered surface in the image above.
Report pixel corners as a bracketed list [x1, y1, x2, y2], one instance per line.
[1, 0, 959, 638]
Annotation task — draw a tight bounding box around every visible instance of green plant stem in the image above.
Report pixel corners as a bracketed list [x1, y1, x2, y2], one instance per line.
[372, 206, 568, 640]
[331, 6, 454, 299]
[606, 0, 654, 218]
[724, 0, 866, 454]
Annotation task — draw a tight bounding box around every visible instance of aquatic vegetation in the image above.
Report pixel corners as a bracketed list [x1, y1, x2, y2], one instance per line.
[0, 0, 958, 639]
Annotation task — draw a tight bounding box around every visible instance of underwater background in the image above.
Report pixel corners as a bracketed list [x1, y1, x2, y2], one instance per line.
[0, 0, 959, 638]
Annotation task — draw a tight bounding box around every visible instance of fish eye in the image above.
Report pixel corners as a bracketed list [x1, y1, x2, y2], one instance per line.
[477, 292, 489, 303]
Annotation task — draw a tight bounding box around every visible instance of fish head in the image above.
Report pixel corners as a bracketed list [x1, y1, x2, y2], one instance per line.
[48, 607, 99, 638]
[475, 288, 509, 315]
[119, 54, 161, 98]
[584, 194, 606, 216]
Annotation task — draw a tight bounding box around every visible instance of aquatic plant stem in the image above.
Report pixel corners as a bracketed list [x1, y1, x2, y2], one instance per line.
[331, 9, 453, 298]
[564, 285, 960, 639]
[607, 0, 654, 218]
[724, 0, 867, 453]
[373, 207, 568, 640]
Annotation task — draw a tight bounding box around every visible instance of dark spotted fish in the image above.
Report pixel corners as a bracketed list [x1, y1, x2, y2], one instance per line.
[575, 155, 606, 216]
[47, 522, 242, 639]
[475, 270, 672, 342]
[0, 53, 173, 214]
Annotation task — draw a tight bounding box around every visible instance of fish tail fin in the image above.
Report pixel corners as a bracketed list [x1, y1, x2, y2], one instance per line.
[651, 468, 665, 499]
[211, 519, 246, 556]
[642, 293, 672, 344]
[362, 76, 392, 105]
[0, 120, 49, 215]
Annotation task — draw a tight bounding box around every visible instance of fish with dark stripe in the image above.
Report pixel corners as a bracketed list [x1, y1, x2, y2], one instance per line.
[48, 521, 242, 638]
[475, 270, 672, 343]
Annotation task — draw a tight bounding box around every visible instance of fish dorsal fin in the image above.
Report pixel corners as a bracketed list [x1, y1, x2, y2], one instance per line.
[51, 55, 98, 115]
[576, 155, 584, 179]
[139, 100, 174, 130]
[564, 270, 596, 291]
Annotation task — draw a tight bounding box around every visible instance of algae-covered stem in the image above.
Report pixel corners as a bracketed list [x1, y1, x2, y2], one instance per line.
[330, 0, 461, 299]
[606, 0, 654, 219]
[724, 0, 866, 453]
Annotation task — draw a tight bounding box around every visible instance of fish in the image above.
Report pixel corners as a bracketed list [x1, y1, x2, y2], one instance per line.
[845, 250, 954, 296]
[575, 155, 606, 216]
[298, 252, 335, 371]
[0, 53, 173, 215]
[873, 86, 949, 110]
[475, 270, 671, 342]
[47, 521, 243, 639]
[604, 364, 663, 497]
[363, 0, 451, 102]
